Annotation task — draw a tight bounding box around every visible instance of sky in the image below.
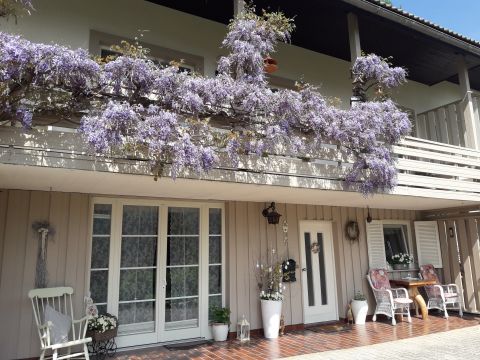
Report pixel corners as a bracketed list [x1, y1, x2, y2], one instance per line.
[392, 0, 480, 41]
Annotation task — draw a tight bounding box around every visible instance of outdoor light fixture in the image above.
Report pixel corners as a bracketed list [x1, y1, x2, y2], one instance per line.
[262, 202, 282, 224]
[367, 206, 373, 223]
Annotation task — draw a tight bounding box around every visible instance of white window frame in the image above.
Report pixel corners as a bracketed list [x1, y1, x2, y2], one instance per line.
[366, 219, 414, 270]
[86, 197, 225, 346]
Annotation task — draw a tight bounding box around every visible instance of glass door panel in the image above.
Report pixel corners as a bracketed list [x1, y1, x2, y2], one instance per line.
[165, 207, 200, 331]
[118, 205, 158, 336]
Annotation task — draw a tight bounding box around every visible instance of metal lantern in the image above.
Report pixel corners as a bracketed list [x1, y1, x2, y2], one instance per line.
[236, 315, 250, 342]
[262, 202, 282, 225]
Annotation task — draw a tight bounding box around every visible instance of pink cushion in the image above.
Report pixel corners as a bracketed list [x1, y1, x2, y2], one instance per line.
[369, 269, 391, 290]
[394, 298, 413, 304]
[420, 264, 439, 283]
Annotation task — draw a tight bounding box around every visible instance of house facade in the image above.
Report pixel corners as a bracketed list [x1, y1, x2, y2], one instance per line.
[1, 1, 480, 359]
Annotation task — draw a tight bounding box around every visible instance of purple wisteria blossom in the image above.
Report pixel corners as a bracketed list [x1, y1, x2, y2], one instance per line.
[0, 6, 411, 195]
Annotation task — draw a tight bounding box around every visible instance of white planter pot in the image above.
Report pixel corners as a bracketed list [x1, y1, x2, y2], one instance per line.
[351, 300, 368, 325]
[261, 299, 282, 339]
[211, 323, 229, 342]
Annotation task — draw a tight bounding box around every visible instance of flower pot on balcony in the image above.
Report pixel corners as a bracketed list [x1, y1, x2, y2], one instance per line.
[263, 56, 278, 74]
[261, 299, 282, 338]
[393, 263, 408, 270]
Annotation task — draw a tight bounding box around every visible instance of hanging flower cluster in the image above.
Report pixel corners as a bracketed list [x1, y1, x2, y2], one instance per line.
[0, 5, 411, 195]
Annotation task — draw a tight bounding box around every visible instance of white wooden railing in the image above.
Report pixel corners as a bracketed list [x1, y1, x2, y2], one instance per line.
[415, 94, 480, 147]
[1, 127, 480, 201]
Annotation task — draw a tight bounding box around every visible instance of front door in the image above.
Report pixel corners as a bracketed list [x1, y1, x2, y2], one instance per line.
[299, 221, 337, 323]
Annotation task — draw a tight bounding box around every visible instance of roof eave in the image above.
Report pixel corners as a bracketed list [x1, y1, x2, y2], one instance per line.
[342, 0, 480, 57]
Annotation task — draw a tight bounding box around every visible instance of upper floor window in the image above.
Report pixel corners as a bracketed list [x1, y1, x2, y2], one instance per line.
[90, 30, 204, 75]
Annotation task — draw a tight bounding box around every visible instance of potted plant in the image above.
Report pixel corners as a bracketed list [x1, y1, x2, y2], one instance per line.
[389, 253, 414, 270]
[210, 306, 231, 341]
[256, 249, 284, 339]
[86, 313, 118, 342]
[351, 292, 368, 324]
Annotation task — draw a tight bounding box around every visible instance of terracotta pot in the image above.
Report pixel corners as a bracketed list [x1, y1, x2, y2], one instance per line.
[264, 57, 278, 73]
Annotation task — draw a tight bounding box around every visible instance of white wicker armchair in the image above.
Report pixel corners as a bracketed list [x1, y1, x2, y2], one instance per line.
[419, 264, 463, 318]
[29, 287, 91, 360]
[367, 268, 413, 325]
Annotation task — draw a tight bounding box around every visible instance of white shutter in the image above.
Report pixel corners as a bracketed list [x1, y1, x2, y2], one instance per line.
[414, 221, 443, 268]
[366, 220, 387, 269]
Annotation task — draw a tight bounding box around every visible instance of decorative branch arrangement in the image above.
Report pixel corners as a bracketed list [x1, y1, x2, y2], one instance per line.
[0, 4, 411, 195]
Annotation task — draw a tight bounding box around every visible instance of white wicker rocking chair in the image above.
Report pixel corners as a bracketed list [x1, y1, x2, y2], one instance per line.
[419, 264, 463, 318]
[29, 287, 91, 360]
[367, 268, 413, 325]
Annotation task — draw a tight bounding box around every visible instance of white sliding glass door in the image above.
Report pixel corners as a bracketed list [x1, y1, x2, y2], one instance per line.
[87, 199, 224, 348]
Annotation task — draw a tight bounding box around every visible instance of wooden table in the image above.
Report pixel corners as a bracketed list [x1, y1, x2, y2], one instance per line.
[390, 279, 436, 319]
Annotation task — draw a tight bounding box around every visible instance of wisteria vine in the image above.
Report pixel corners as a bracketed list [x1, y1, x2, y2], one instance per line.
[0, 6, 411, 195]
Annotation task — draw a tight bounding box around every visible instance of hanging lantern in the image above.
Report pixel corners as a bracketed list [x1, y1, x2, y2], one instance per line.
[262, 202, 282, 225]
[236, 315, 250, 342]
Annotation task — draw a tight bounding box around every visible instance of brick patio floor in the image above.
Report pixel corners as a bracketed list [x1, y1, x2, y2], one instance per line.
[114, 312, 480, 360]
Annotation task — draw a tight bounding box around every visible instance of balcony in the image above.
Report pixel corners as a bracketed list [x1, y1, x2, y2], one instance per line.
[1, 126, 480, 205]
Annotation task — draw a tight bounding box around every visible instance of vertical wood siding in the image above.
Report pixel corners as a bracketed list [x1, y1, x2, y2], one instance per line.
[0, 189, 90, 360]
[0, 191, 420, 359]
[226, 201, 418, 330]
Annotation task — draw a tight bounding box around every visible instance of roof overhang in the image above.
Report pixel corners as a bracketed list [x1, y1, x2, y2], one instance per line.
[146, 0, 480, 90]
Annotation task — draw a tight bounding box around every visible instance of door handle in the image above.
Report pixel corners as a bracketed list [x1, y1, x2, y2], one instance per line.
[302, 268, 307, 272]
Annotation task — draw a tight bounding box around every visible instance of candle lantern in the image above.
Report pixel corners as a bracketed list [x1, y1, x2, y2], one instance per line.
[236, 315, 250, 342]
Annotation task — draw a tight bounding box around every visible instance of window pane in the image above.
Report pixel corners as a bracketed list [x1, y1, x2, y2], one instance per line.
[317, 233, 327, 305]
[168, 207, 199, 235]
[208, 295, 222, 320]
[119, 269, 156, 302]
[122, 206, 158, 235]
[384, 225, 408, 259]
[209, 265, 221, 294]
[209, 236, 221, 264]
[304, 232, 315, 307]
[91, 236, 110, 269]
[166, 236, 199, 266]
[209, 208, 222, 235]
[118, 301, 155, 325]
[166, 267, 199, 298]
[93, 204, 111, 235]
[90, 270, 108, 303]
[121, 236, 157, 267]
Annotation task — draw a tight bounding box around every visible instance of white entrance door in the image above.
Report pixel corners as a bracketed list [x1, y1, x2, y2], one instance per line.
[299, 221, 337, 323]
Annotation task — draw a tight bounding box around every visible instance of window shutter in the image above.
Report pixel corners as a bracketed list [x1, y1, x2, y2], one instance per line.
[414, 221, 443, 268]
[366, 220, 387, 269]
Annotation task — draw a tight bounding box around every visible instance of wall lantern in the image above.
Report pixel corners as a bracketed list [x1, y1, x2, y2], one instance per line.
[345, 221, 360, 242]
[262, 202, 282, 224]
[237, 315, 250, 342]
[366, 206, 373, 223]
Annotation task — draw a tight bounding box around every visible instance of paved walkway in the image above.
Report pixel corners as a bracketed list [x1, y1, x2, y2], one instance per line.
[286, 325, 480, 360]
[115, 314, 480, 359]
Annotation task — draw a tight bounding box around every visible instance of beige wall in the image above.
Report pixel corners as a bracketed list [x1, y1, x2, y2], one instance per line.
[3, 0, 462, 113]
[0, 190, 419, 359]
[0, 190, 90, 360]
[225, 202, 420, 330]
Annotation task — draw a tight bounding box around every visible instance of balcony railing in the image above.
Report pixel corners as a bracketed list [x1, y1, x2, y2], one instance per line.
[1, 127, 480, 201]
[415, 93, 480, 147]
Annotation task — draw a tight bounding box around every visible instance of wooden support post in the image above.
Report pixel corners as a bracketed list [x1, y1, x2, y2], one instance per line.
[233, 0, 245, 17]
[347, 12, 361, 63]
[457, 55, 480, 149]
